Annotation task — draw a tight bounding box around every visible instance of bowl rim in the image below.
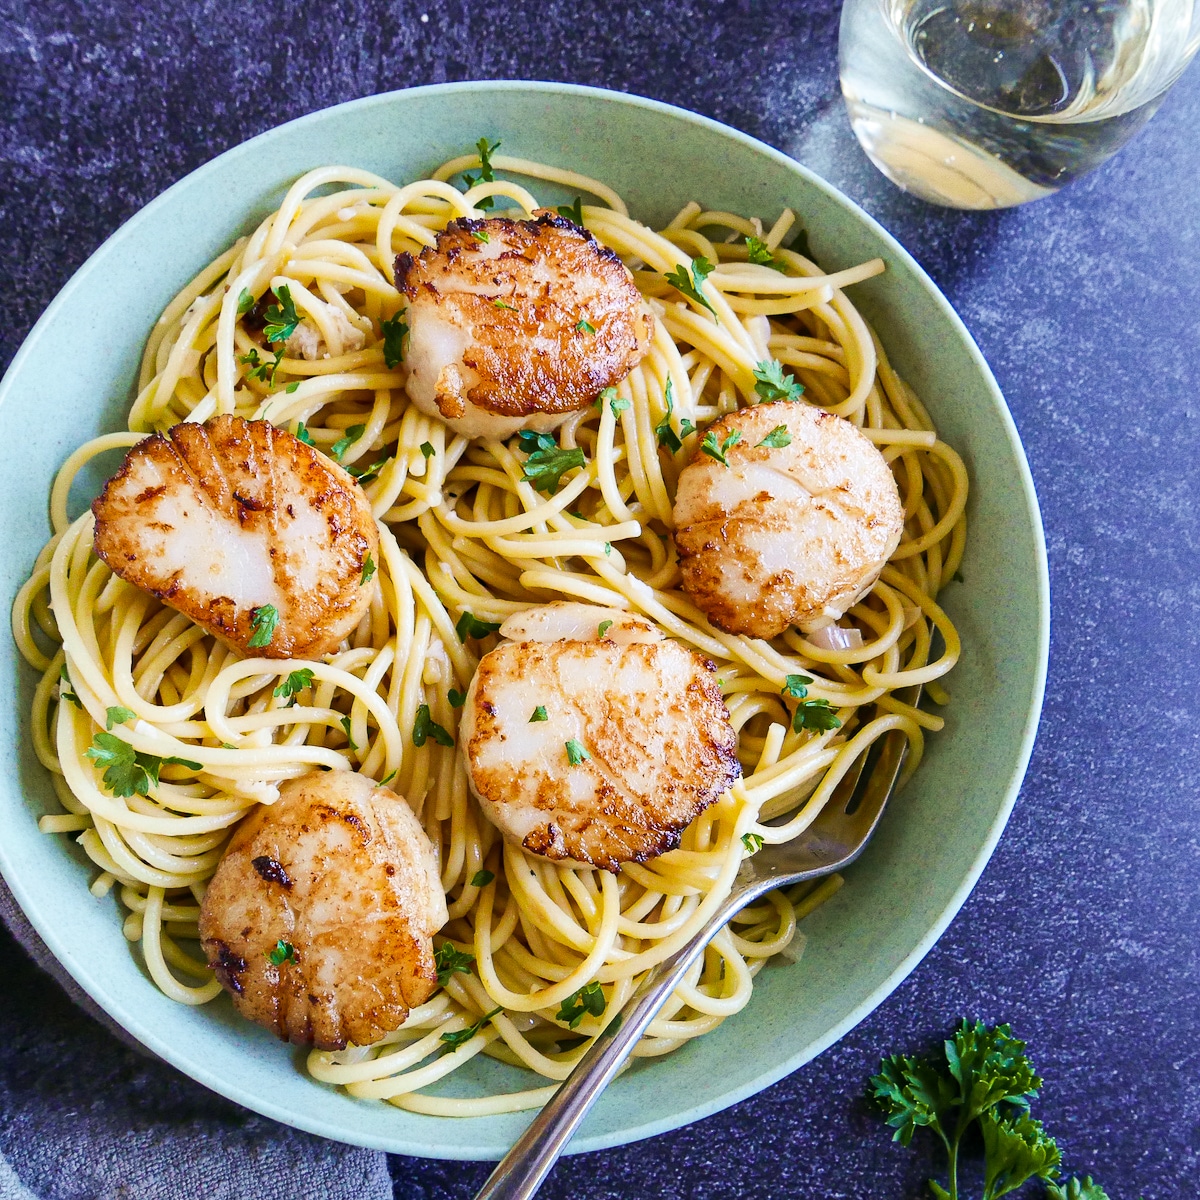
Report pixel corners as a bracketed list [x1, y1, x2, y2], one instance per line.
[0, 79, 1050, 1155]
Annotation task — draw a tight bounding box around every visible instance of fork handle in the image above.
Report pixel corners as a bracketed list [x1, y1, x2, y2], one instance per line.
[473, 882, 767, 1200]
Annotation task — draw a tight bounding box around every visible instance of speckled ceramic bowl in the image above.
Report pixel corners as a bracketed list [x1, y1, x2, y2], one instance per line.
[0, 82, 1048, 1158]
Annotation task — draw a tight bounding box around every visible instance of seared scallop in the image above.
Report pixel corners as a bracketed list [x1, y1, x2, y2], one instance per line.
[198, 770, 447, 1050]
[92, 415, 379, 660]
[673, 402, 904, 639]
[395, 212, 650, 440]
[460, 603, 740, 872]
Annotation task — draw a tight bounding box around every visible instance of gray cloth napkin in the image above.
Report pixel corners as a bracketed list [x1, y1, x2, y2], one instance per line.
[0, 874, 393, 1200]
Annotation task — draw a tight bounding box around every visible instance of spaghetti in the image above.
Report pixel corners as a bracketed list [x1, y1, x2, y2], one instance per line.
[11, 151, 966, 1115]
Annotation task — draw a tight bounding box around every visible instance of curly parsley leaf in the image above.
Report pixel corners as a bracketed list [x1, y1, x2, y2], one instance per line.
[517, 429, 586, 494]
[381, 311, 408, 368]
[58, 665, 83, 709]
[413, 703, 454, 748]
[664, 256, 717, 317]
[434, 941, 475, 987]
[753, 359, 805, 404]
[470, 869, 495, 888]
[756, 424, 792, 449]
[1045, 1179, 1111, 1200]
[268, 940, 295, 965]
[456, 611, 502, 642]
[263, 283, 300, 344]
[440, 1005, 502, 1050]
[105, 706, 136, 730]
[529, 705, 548, 723]
[980, 1110, 1060, 1200]
[565, 738, 590, 766]
[247, 604, 279, 649]
[557, 196, 584, 225]
[700, 428, 742, 467]
[330, 424, 366, 463]
[557, 981, 605, 1029]
[782, 674, 813, 699]
[792, 699, 841, 733]
[745, 235, 786, 272]
[273, 668, 314, 701]
[741, 832, 764, 854]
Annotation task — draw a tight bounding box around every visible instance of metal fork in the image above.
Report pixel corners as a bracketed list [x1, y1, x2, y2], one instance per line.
[474, 693, 918, 1200]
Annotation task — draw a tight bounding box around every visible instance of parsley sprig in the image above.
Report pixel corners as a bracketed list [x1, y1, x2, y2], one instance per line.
[745, 235, 786, 272]
[461, 138, 500, 210]
[557, 981, 605, 1029]
[247, 604, 279, 649]
[84, 734, 202, 799]
[663, 256, 717, 317]
[516, 430, 586, 494]
[413, 704, 454, 748]
[381, 311, 408, 368]
[870, 1021, 1110, 1200]
[700, 428, 742, 467]
[781, 674, 841, 733]
[273, 668, 313, 705]
[263, 284, 300, 345]
[655, 380, 696, 453]
[753, 359, 806, 403]
[434, 942, 475, 988]
[456, 611, 502, 642]
[440, 1006, 502, 1050]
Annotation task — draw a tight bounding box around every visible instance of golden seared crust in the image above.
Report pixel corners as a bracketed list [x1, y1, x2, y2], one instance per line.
[461, 637, 740, 873]
[673, 403, 904, 639]
[92, 415, 379, 659]
[395, 212, 649, 428]
[198, 771, 447, 1050]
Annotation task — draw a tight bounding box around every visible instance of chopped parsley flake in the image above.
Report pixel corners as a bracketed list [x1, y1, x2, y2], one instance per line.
[471, 869, 495, 888]
[471, 229, 490, 244]
[516, 429, 586, 494]
[58, 665, 82, 709]
[609, 394, 630, 418]
[247, 604, 279, 649]
[294, 422, 315, 446]
[413, 704, 454, 748]
[597, 620, 613, 638]
[565, 738, 590, 766]
[420, 441, 435, 459]
[239, 346, 283, 386]
[449, 688, 467, 709]
[339, 715, 359, 751]
[529, 705, 548, 722]
[236, 287, 255, 315]
[105, 705, 135, 730]
[268, 940, 295, 965]
[793, 700, 842, 733]
[434, 941, 475, 987]
[782, 674, 813, 699]
[576, 318, 596, 334]
[330, 424, 365, 463]
[654, 379, 696, 452]
[664, 256, 717, 316]
[745, 235, 786, 272]
[455, 611, 502, 642]
[557, 196, 584, 225]
[440, 1006, 502, 1050]
[742, 832, 764, 854]
[557, 981, 605, 1028]
[360, 552, 376, 586]
[700, 428, 742, 467]
[381, 311, 408, 368]
[756, 424, 792, 449]
[493, 298, 515, 310]
[274, 669, 314, 702]
[753, 359, 805, 404]
[285, 381, 299, 393]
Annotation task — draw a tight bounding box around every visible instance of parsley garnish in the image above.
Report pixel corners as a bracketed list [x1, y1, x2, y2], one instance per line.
[782, 674, 813, 698]
[471, 229, 490, 244]
[434, 942, 475, 987]
[381, 311, 408, 368]
[247, 605, 279, 649]
[793, 700, 841, 733]
[471, 869, 495, 888]
[84, 734, 201, 798]
[239, 346, 283, 386]
[294, 422, 315, 446]
[867, 1021, 1105, 1200]
[236, 288, 255, 315]
[455, 611, 502, 642]
[493, 298, 515, 310]
[330, 424, 365, 463]
[360, 552, 376, 586]
[347, 457, 388, 483]
[529, 705, 548, 722]
[756, 425, 792, 449]
[273, 669, 314, 702]
[700, 428, 742, 467]
[420, 441, 435, 459]
[557, 196, 584, 225]
[565, 738, 590, 766]
[449, 688, 467, 709]
[268, 940, 295, 965]
[597, 620, 613, 638]
[741, 832, 764, 854]
[105, 705, 135, 730]
[461, 138, 500, 210]
[556, 981, 605, 1029]
[664, 256, 716, 317]
[609, 394, 630, 418]
[745, 235, 787, 272]
[516, 429, 586, 494]
[379, 769, 397, 787]
[576, 318, 595, 334]
[263, 283, 300, 344]
[339, 715, 359, 751]
[58, 665, 82, 709]
[413, 703, 454, 748]
[753, 359, 805, 403]
[655, 380, 696, 453]
[285, 381, 299, 393]
[440, 1006, 502, 1050]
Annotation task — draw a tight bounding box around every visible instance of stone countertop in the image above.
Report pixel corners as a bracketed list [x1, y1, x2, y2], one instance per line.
[1, 3, 1197, 1198]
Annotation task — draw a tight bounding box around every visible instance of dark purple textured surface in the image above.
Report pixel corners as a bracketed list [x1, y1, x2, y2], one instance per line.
[2, 2, 1198, 1198]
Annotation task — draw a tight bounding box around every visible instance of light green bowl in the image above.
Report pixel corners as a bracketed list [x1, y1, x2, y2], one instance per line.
[0, 83, 1048, 1158]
